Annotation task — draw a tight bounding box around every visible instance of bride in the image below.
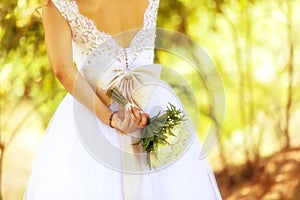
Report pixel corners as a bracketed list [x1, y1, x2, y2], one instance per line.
[24, 0, 223, 199]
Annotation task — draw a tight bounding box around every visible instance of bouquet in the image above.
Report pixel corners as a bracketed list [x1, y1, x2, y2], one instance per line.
[106, 88, 186, 168]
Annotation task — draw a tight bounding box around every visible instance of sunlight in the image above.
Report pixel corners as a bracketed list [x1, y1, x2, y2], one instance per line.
[254, 57, 275, 83]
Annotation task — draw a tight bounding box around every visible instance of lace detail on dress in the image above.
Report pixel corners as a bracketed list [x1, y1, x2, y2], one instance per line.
[51, 0, 160, 68]
[51, 0, 111, 55]
[144, 0, 160, 28]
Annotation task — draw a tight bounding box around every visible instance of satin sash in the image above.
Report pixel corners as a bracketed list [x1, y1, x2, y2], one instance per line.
[83, 64, 162, 109]
[82, 64, 162, 199]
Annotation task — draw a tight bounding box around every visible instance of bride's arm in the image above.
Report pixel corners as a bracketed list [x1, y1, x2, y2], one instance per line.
[42, 1, 148, 131]
[42, 2, 113, 124]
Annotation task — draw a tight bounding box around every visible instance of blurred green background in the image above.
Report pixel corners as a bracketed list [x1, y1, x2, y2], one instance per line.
[1, 0, 300, 199]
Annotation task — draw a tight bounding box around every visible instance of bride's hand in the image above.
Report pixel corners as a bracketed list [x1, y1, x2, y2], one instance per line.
[110, 106, 150, 133]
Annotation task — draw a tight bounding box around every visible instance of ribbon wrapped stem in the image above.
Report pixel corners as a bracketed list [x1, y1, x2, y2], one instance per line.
[106, 88, 132, 109]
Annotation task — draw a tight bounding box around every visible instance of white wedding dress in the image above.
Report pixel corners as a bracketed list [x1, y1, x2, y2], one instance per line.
[24, 0, 222, 199]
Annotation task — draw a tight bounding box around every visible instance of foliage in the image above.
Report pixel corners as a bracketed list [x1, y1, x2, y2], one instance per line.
[0, 0, 65, 128]
[136, 103, 185, 168]
[160, 0, 300, 159]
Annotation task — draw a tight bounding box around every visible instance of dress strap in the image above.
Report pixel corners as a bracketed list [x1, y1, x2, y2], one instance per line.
[144, 0, 160, 28]
[51, 0, 77, 22]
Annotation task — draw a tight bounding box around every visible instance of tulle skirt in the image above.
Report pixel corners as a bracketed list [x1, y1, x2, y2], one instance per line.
[23, 82, 222, 200]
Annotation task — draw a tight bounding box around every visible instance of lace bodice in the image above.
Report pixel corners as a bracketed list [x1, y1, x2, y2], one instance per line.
[51, 0, 160, 70]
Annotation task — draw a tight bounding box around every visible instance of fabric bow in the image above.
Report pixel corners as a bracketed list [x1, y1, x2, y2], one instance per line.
[98, 64, 162, 109]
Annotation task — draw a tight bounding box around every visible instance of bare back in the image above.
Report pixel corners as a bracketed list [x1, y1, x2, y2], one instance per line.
[76, 0, 149, 47]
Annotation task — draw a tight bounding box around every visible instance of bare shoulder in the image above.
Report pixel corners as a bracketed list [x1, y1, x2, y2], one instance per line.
[42, 0, 61, 18]
[42, 0, 69, 30]
[41, 0, 72, 49]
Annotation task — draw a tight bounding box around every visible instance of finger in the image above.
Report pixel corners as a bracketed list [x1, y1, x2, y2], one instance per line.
[120, 108, 136, 133]
[129, 110, 139, 127]
[138, 109, 150, 118]
[126, 121, 137, 134]
[138, 114, 148, 128]
[131, 106, 140, 116]
[122, 109, 131, 128]
[131, 107, 142, 124]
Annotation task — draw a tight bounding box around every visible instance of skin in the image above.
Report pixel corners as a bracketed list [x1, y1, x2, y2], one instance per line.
[76, 0, 148, 47]
[42, 0, 149, 133]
